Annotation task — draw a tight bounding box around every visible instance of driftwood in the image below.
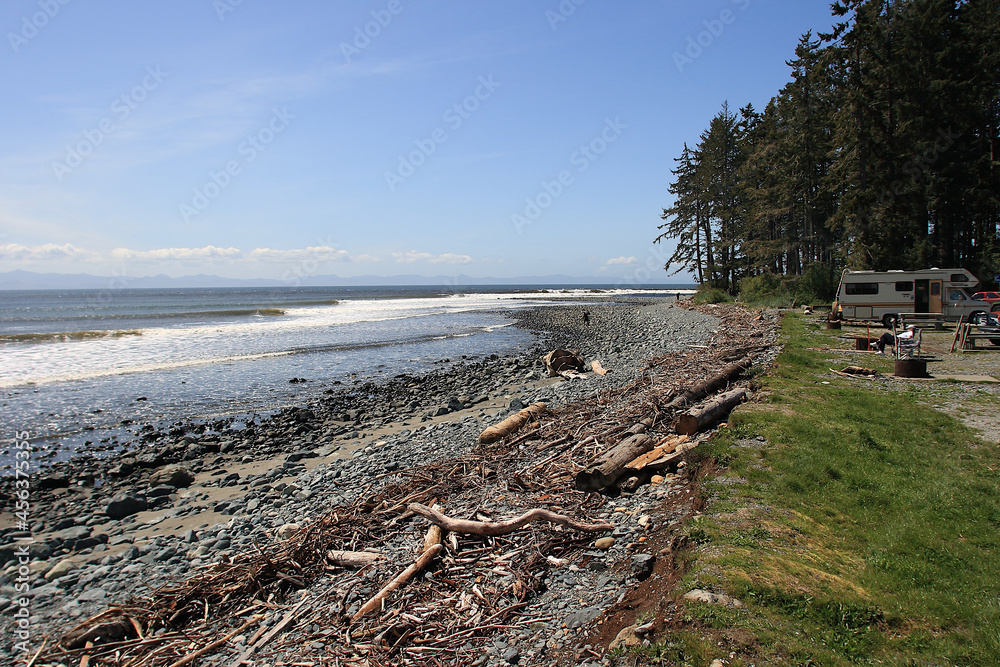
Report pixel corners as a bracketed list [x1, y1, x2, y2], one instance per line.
[675, 388, 748, 435]
[623, 435, 690, 471]
[574, 421, 653, 493]
[664, 356, 751, 410]
[542, 349, 585, 377]
[407, 503, 614, 535]
[326, 550, 385, 568]
[63, 620, 133, 650]
[167, 614, 262, 667]
[478, 402, 547, 444]
[352, 544, 444, 622]
[574, 433, 653, 492]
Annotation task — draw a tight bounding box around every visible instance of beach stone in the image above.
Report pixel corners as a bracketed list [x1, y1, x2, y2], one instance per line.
[38, 473, 70, 489]
[594, 537, 615, 550]
[277, 523, 301, 540]
[147, 485, 177, 498]
[150, 465, 195, 488]
[108, 459, 136, 477]
[683, 589, 743, 608]
[44, 559, 77, 581]
[631, 553, 656, 581]
[50, 525, 91, 547]
[609, 625, 642, 650]
[106, 494, 147, 519]
[136, 451, 167, 468]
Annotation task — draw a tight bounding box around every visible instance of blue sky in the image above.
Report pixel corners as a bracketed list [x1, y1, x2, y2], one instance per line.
[0, 0, 836, 285]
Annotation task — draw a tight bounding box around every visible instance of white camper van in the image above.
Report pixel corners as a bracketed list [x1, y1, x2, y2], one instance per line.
[835, 268, 993, 328]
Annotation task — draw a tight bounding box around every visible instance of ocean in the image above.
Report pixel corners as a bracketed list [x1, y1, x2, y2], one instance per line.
[0, 285, 690, 470]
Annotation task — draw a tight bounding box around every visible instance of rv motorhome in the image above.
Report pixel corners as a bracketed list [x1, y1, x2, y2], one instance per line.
[835, 268, 995, 328]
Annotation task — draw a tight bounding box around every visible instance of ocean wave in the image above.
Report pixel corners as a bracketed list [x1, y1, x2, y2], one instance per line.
[0, 326, 500, 387]
[0, 329, 143, 344]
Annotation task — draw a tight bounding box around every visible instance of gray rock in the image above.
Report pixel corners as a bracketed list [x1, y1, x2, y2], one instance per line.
[149, 465, 195, 488]
[631, 553, 656, 581]
[106, 494, 147, 519]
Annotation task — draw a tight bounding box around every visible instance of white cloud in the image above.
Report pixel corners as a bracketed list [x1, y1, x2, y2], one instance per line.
[604, 256, 638, 266]
[0, 243, 96, 261]
[248, 246, 349, 262]
[111, 246, 243, 262]
[430, 253, 473, 264]
[393, 250, 473, 264]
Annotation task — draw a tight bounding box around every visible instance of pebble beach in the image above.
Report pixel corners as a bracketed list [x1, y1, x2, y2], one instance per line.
[1, 298, 774, 666]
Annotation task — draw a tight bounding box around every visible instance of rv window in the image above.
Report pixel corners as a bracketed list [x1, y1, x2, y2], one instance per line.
[930, 283, 941, 296]
[949, 290, 967, 301]
[845, 282, 879, 295]
[894, 281, 914, 292]
[951, 274, 970, 283]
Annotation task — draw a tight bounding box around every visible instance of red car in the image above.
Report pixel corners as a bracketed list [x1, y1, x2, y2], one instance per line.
[971, 291, 1000, 311]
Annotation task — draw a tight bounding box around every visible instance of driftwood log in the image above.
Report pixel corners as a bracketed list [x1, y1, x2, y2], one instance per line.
[664, 356, 751, 410]
[675, 387, 748, 435]
[407, 503, 613, 535]
[542, 349, 585, 377]
[478, 402, 546, 444]
[574, 421, 654, 493]
[326, 550, 384, 568]
[352, 544, 444, 622]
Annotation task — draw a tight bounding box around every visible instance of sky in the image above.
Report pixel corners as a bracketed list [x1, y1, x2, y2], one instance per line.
[0, 0, 838, 286]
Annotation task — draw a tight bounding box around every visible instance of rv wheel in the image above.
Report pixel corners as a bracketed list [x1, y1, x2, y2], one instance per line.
[992, 304, 1000, 313]
[881, 314, 898, 329]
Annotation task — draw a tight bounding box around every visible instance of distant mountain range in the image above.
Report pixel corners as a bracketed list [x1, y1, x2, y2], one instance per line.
[0, 269, 691, 290]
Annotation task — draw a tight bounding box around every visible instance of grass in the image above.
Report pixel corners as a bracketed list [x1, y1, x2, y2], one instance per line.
[637, 312, 1000, 666]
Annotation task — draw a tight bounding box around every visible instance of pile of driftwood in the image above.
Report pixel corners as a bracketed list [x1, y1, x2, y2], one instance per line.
[34, 304, 775, 667]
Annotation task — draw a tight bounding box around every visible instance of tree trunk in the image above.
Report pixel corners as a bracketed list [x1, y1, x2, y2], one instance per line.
[574, 432, 654, 493]
[675, 388, 748, 435]
[664, 357, 750, 411]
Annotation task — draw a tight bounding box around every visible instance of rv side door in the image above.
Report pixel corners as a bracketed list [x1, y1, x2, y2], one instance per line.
[929, 281, 943, 313]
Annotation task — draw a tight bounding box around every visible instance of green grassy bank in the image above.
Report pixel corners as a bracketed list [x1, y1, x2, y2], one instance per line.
[642, 313, 1000, 666]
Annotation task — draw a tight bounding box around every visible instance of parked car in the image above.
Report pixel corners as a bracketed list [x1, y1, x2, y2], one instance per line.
[971, 291, 1000, 311]
[969, 311, 1000, 346]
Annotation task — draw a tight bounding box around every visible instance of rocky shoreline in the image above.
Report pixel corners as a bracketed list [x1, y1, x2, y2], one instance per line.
[1, 299, 772, 666]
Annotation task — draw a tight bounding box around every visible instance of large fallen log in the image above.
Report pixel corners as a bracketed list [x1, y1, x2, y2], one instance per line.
[477, 402, 546, 444]
[675, 387, 748, 435]
[574, 425, 655, 493]
[664, 357, 751, 410]
[407, 503, 613, 535]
